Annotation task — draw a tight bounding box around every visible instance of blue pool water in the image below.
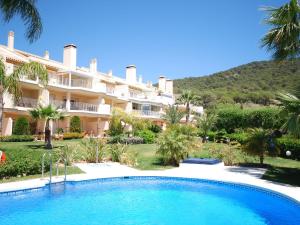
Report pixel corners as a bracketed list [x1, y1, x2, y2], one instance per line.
[0, 177, 299, 225]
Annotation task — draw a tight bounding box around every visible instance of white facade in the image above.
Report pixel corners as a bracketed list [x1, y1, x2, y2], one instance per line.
[0, 31, 174, 136]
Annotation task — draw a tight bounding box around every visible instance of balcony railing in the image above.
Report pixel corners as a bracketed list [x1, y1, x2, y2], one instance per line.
[50, 99, 66, 109]
[15, 97, 38, 108]
[71, 79, 92, 89]
[70, 102, 98, 112]
[20, 74, 38, 83]
[49, 74, 69, 86]
[132, 110, 161, 117]
[107, 87, 115, 95]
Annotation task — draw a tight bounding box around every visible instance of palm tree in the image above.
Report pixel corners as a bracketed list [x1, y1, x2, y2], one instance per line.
[197, 112, 217, 143]
[277, 92, 300, 138]
[29, 104, 65, 149]
[0, 0, 43, 42]
[0, 60, 48, 135]
[162, 105, 185, 125]
[177, 90, 198, 123]
[261, 0, 300, 60]
[242, 128, 273, 165]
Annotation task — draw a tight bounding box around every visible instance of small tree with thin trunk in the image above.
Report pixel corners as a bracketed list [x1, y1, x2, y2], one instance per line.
[177, 90, 198, 123]
[29, 104, 64, 149]
[242, 128, 277, 165]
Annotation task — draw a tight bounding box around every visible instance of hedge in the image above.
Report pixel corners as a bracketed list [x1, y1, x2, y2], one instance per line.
[135, 130, 156, 144]
[12, 117, 30, 135]
[63, 132, 84, 140]
[0, 148, 57, 179]
[216, 107, 283, 133]
[107, 135, 144, 144]
[0, 135, 34, 142]
[277, 137, 300, 160]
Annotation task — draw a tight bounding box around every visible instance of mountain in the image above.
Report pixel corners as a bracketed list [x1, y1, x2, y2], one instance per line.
[173, 59, 300, 105]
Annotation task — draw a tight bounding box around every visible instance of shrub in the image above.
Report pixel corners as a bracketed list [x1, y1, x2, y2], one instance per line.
[0, 149, 52, 179]
[80, 138, 105, 162]
[228, 132, 249, 144]
[149, 124, 162, 133]
[63, 132, 84, 140]
[135, 130, 155, 144]
[107, 143, 127, 162]
[0, 135, 34, 142]
[277, 137, 300, 160]
[157, 127, 189, 166]
[107, 135, 144, 144]
[13, 117, 30, 135]
[70, 116, 81, 133]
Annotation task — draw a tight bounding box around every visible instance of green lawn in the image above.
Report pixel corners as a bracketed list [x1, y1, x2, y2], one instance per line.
[1, 140, 300, 186]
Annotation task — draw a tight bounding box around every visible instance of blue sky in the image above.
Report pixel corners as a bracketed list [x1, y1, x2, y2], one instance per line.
[0, 0, 287, 82]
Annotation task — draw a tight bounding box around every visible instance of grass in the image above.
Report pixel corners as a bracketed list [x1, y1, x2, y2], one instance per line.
[1, 140, 300, 186]
[0, 166, 83, 183]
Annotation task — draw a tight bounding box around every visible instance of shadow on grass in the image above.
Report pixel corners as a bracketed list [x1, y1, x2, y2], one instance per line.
[237, 162, 300, 186]
[262, 166, 300, 187]
[24, 144, 64, 150]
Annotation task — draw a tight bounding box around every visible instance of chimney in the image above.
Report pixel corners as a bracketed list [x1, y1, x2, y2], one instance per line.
[166, 79, 173, 95]
[63, 44, 77, 69]
[7, 31, 14, 50]
[44, 50, 50, 60]
[138, 75, 143, 84]
[108, 70, 113, 77]
[158, 76, 166, 92]
[126, 65, 137, 84]
[90, 58, 97, 73]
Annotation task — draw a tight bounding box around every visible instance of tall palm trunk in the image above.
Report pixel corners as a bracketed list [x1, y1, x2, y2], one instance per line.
[259, 152, 264, 165]
[45, 119, 52, 149]
[186, 102, 190, 123]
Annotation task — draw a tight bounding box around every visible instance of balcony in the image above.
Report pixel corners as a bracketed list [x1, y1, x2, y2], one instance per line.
[71, 79, 92, 89]
[15, 97, 38, 108]
[49, 74, 69, 86]
[20, 74, 38, 83]
[50, 99, 66, 110]
[70, 101, 98, 112]
[132, 110, 161, 118]
[129, 91, 146, 99]
[99, 104, 111, 114]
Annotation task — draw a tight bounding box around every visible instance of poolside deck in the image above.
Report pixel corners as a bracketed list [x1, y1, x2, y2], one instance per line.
[0, 162, 299, 202]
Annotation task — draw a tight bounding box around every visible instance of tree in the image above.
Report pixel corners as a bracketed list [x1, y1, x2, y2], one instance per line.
[0, 0, 43, 42]
[277, 92, 300, 138]
[261, 0, 300, 60]
[242, 128, 275, 165]
[156, 126, 189, 166]
[162, 105, 185, 125]
[197, 112, 217, 142]
[177, 90, 198, 123]
[0, 61, 48, 135]
[12, 116, 30, 135]
[70, 116, 81, 133]
[29, 104, 64, 149]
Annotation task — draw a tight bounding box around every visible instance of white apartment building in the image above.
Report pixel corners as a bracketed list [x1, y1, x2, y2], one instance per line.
[0, 31, 174, 136]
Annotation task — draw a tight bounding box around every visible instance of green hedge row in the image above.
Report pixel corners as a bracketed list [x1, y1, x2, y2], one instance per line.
[0, 135, 34, 142]
[277, 137, 300, 160]
[0, 148, 55, 179]
[216, 107, 283, 133]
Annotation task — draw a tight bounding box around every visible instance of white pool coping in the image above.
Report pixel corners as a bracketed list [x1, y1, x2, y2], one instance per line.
[0, 162, 299, 203]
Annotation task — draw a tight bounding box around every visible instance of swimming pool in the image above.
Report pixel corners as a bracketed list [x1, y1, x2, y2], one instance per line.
[0, 177, 299, 225]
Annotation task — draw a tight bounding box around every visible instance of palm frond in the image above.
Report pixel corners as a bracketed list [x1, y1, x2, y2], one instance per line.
[261, 0, 300, 60]
[13, 62, 48, 86]
[0, 0, 42, 42]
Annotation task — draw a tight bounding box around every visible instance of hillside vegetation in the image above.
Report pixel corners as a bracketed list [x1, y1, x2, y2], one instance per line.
[173, 59, 300, 106]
